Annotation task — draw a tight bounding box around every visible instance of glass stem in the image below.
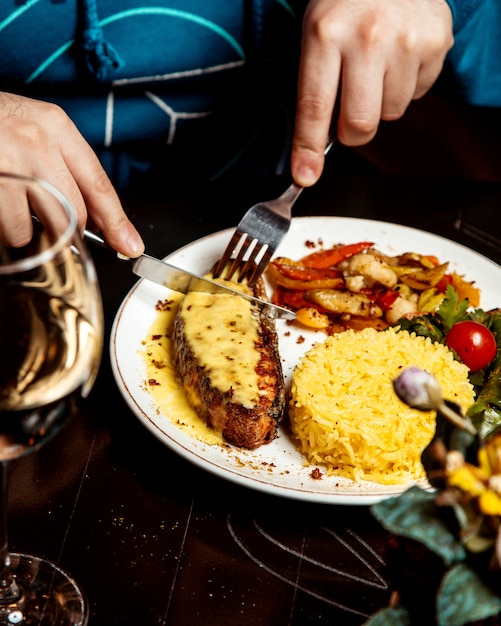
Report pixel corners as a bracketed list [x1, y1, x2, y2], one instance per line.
[0, 461, 20, 603]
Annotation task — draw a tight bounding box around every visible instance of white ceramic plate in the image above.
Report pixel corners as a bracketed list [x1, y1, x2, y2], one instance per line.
[110, 217, 501, 505]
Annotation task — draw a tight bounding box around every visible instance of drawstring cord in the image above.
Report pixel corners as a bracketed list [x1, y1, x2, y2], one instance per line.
[80, 0, 123, 81]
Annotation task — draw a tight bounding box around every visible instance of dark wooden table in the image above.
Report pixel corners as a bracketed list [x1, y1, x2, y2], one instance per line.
[8, 156, 501, 625]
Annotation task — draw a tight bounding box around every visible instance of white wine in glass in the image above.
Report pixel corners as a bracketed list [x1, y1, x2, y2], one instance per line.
[0, 172, 104, 625]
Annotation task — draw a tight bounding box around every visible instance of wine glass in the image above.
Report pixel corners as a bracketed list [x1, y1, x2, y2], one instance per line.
[0, 172, 103, 625]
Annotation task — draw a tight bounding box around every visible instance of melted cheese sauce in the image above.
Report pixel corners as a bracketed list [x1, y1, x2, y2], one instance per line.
[142, 292, 221, 444]
[178, 290, 261, 408]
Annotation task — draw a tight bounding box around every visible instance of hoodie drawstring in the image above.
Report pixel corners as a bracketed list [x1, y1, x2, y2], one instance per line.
[80, 0, 123, 81]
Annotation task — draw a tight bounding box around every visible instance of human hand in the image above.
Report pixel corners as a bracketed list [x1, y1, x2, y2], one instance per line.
[291, 0, 454, 186]
[0, 92, 144, 256]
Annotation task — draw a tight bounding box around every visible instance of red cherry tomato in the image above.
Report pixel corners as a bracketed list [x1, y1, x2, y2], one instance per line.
[445, 321, 497, 372]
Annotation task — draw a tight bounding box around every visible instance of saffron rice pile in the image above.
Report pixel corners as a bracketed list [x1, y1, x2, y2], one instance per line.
[289, 327, 475, 485]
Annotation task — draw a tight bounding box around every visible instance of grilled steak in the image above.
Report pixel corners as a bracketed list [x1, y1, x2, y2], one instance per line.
[173, 278, 285, 449]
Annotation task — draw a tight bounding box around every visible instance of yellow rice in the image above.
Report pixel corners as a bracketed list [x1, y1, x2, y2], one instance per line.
[289, 327, 475, 485]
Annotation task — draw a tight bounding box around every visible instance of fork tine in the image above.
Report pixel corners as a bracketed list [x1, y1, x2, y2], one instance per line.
[213, 229, 245, 278]
[225, 235, 254, 280]
[238, 241, 269, 286]
[246, 247, 274, 288]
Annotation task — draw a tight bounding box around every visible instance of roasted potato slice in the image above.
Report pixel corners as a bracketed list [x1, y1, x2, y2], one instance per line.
[305, 289, 383, 318]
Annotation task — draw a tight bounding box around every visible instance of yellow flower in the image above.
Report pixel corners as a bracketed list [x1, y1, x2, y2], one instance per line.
[447, 435, 501, 517]
[480, 436, 501, 475]
[448, 465, 486, 496]
[479, 490, 501, 516]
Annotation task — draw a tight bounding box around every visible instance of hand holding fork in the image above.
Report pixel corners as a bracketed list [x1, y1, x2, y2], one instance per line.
[213, 142, 333, 288]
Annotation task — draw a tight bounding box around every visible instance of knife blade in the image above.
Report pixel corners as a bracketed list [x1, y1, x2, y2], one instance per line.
[83, 230, 295, 320]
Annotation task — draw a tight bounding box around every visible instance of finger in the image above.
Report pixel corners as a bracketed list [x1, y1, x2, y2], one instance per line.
[0, 181, 31, 247]
[414, 4, 454, 99]
[380, 58, 420, 122]
[335, 45, 385, 146]
[292, 37, 341, 186]
[412, 48, 452, 101]
[380, 39, 450, 119]
[81, 167, 145, 258]
[60, 131, 144, 257]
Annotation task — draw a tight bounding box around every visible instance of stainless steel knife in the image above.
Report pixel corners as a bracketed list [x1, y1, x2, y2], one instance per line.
[83, 230, 295, 320]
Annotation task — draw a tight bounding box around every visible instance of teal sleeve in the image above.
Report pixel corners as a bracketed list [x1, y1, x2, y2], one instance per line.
[443, 0, 501, 106]
[443, 0, 484, 31]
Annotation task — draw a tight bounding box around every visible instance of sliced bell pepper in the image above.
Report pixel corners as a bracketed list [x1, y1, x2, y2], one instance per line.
[271, 258, 342, 281]
[435, 274, 453, 293]
[295, 307, 330, 329]
[267, 261, 344, 290]
[279, 288, 329, 313]
[451, 273, 481, 307]
[362, 288, 400, 311]
[422, 254, 441, 267]
[299, 241, 374, 269]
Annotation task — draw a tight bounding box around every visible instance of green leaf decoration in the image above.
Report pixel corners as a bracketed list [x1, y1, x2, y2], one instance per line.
[468, 364, 501, 439]
[485, 308, 501, 338]
[437, 562, 501, 625]
[363, 605, 411, 625]
[396, 315, 444, 343]
[436, 286, 470, 330]
[371, 486, 465, 565]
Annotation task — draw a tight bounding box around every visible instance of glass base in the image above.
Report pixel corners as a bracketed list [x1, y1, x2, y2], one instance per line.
[0, 553, 88, 625]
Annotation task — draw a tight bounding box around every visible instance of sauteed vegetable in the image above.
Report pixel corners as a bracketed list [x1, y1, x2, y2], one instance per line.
[268, 242, 480, 333]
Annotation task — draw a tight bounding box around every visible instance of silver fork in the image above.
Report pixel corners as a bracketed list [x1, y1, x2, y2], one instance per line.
[213, 142, 333, 288]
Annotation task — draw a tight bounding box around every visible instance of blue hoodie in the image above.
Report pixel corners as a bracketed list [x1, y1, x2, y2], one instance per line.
[444, 0, 501, 106]
[0, 1, 499, 187]
[0, 0, 302, 185]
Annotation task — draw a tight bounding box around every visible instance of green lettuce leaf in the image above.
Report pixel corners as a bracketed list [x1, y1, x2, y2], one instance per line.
[437, 563, 501, 625]
[363, 606, 411, 625]
[371, 487, 465, 566]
